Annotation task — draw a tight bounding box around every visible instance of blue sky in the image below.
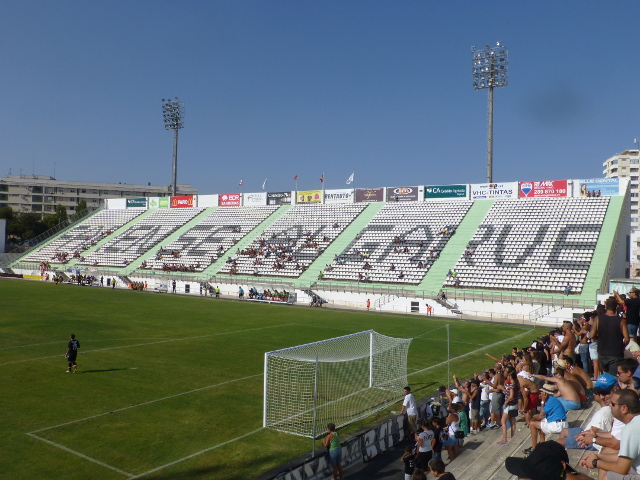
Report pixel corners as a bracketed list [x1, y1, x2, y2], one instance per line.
[2, 1, 639, 194]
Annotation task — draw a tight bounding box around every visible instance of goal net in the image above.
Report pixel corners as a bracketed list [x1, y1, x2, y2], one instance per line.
[263, 330, 412, 438]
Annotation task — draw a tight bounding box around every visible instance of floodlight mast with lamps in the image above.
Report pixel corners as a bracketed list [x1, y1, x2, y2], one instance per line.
[162, 97, 185, 197]
[472, 42, 508, 183]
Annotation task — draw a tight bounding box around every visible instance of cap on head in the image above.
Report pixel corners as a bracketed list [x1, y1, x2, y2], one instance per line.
[594, 373, 618, 390]
[505, 441, 575, 480]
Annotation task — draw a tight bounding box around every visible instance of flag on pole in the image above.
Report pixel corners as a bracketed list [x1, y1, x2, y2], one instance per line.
[262, 178, 267, 190]
[319, 174, 324, 183]
[346, 172, 354, 185]
[293, 175, 298, 181]
[239, 179, 243, 186]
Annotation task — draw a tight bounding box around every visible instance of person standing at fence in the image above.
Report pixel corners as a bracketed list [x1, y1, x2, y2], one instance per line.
[401, 386, 418, 437]
[322, 423, 343, 480]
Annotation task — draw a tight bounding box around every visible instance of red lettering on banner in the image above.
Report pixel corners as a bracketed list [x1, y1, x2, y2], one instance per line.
[170, 195, 194, 208]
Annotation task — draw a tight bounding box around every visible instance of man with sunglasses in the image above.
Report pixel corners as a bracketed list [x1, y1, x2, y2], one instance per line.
[582, 389, 640, 480]
[557, 373, 615, 452]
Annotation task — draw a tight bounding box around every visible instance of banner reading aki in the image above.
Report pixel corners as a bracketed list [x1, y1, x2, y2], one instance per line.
[386, 186, 419, 202]
[170, 195, 195, 208]
[297, 190, 322, 203]
[219, 193, 241, 207]
[519, 180, 568, 198]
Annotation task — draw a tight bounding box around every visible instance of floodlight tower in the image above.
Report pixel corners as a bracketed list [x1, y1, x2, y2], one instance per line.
[162, 97, 185, 196]
[472, 42, 508, 183]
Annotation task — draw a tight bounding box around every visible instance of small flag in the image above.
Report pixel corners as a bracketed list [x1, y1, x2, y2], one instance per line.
[239, 179, 243, 186]
[262, 178, 267, 190]
[294, 175, 298, 181]
[346, 172, 354, 185]
[319, 174, 324, 183]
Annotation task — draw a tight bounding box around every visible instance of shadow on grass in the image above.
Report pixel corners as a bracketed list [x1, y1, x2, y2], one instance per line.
[79, 368, 131, 374]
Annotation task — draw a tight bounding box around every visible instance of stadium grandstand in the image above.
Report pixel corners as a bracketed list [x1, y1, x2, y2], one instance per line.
[2, 177, 631, 324]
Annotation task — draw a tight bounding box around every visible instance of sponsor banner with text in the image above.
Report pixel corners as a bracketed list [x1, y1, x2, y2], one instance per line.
[574, 178, 620, 197]
[126, 197, 147, 208]
[355, 187, 384, 203]
[386, 186, 419, 202]
[470, 182, 518, 200]
[218, 193, 241, 207]
[243, 192, 267, 205]
[519, 180, 568, 198]
[267, 191, 292, 205]
[324, 188, 354, 204]
[424, 184, 468, 199]
[297, 190, 322, 203]
[170, 195, 195, 208]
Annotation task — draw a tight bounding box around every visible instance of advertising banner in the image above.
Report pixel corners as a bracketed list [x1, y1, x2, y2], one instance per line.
[355, 187, 384, 203]
[149, 197, 169, 208]
[574, 178, 620, 197]
[470, 182, 518, 200]
[243, 192, 267, 205]
[519, 180, 568, 198]
[297, 190, 322, 204]
[197, 195, 218, 208]
[170, 195, 195, 208]
[126, 197, 147, 208]
[424, 184, 467, 199]
[267, 191, 292, 205]
[324, 189, 354, 204]
[386, 186, 419, 202]
[218, 193, 241, 207]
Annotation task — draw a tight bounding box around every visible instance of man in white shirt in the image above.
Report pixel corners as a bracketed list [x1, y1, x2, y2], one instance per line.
[583, 389, 640, 480]
[401, 386, 418, 437]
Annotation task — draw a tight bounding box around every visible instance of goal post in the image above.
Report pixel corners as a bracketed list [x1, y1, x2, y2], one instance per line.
[263, 330, 412, 438]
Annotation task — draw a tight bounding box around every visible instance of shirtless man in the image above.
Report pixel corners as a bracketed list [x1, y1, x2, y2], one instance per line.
[562, 355, 593, 391]
[517, 368, 540, 425]
[533, 367, 582, 413]
[553, 359, 587, 401]
[551, 321, 577, 361]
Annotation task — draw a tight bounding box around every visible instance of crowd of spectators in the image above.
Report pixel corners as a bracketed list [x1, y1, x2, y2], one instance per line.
[402, 293, 640, 479]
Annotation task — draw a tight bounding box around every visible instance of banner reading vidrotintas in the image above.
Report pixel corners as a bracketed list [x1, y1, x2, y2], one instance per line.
[470, 182, 518, 200]
[519, 180, 568, 198]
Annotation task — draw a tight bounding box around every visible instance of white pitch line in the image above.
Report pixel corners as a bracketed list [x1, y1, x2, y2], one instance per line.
[0, 324, 295, 366]
[408, 328, 536, 377]
[128, 427, 265, 479]
[27, 432, 133, 477]
[29, 373, 263, 435]
[0, 338, 173, 351]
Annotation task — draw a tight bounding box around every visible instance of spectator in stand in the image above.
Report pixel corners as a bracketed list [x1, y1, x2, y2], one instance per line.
[401, 444, 416, 480]
[479, 372, 492, 428]
[525, 383, 568, 454]
[415, 420, 435, 471]
[487, 366, 505, 429]
[556, 373, 615, 452]
[616, 288, 640, 344]
[561, 355, 593, 394]
[587, 311, 603, 380]
[497, 369, 520, 445]
[443, 402, 462, 462]
[582, 389, 640, 480]
[428, 458, 457, 480]
[506, 441, 591, 480]
[430, 418, 444, 460]
[533, 367, 582, 413]
[617, 358, 639, 392]
[401, 386, 418, 437]
[455, 376, 480, 434]
[575, 313, 592, 373]
[592, 296, 630, 375]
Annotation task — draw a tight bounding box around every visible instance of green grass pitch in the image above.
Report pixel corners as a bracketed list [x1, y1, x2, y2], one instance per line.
[0, 279, 547, 479]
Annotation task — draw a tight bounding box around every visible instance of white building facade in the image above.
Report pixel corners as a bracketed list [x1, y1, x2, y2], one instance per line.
[0, 175, 197, 216]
